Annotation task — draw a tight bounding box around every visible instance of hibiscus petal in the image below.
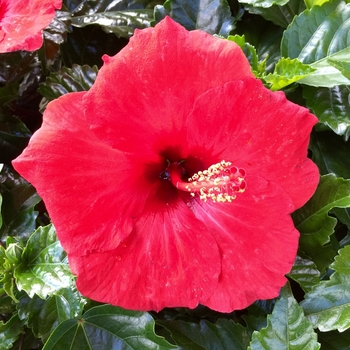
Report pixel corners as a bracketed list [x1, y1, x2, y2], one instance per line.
[0, 0, 61, 52]
[69, 200, 221, 312]
[12, 92, 156, 254]
[189, 175, 298, 312]
[83, 16, 254, 156]
[186, 78, 319, 209]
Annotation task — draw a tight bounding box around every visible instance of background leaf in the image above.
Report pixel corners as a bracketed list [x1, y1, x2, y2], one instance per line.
[0, 314, 24, 350]
[288, 255, 321, 292]
[244, 0, 306, 28]
[292, 174, 350, 272]
[301, 245, 350, 332]
[157, 318, 251, 350]
[154, 0, 236, 36]
[309, 131, 350, 178]
[0, 166, 40, 242]
[14, 225, 74, 299]
[281, 0, 350, 86]
[17, 288, 86, 342]
[43, 304, 178, 350]
[303, 85, 350, 140]
[237, 0, 290, 8]
[248, 283, 320, 349]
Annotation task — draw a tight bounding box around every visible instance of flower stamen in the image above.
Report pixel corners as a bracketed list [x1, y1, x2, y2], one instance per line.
[167, 160, 246, 203]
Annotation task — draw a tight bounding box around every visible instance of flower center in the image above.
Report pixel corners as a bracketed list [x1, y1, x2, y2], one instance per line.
[166, 160, 246, 203]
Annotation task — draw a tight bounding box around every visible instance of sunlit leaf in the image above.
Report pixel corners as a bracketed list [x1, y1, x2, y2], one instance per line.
[158, 318, 251, 350]
[43, 305, 178, 350]
[227, 35, 263, 75]
[154, 0, 235, 36]
[237, 0, 290, 8]
[264, 57, 315, 90]
[289, 256, 321, 292]
[302, 245, 350, 332]
[292, 175, 350, 272]
[0, 314, 24, 350]
[17, 288, 86, 342]
[14, 225, 74, 299]
[249, 283, 320, 349]
[281, 0, 350, 87]
[328, 59, 350, 80]
[304, 85, 350, 140]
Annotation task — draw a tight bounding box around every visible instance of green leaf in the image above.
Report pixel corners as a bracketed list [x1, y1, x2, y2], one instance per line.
[288, 255, 321, 292]
[281, 0, 350, 87]
[317, 328, 350, 349]
[38, 64, 98, 108]
[17, 288, 86, 342]
[158, 318, 251, 350]
[328, 58, 350, 80]
[0, 314, 24, 350]
[302, 245, 350, 332]
[227, 35, 263, 75]
[249, 283, 320, 349]
[43, 305, 178, 350]
[237, 0, 290, 8]
[310, 131, 350, 177]
[154, 0, 235, 36]
[304, 85, 350, 140]
[14, 225, 74, 299]
[244, 0, 306, 27]
[264, 57, 315, 90]
[292, 175, 350, 272]
[305, 0, 331, 8]
[71, 10, 154, 38]
[0, 166, 40, 242]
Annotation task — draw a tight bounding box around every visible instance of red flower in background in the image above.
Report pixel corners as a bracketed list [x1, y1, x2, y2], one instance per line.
[13, 17, 319, 312]
[0, 0, 61, 53]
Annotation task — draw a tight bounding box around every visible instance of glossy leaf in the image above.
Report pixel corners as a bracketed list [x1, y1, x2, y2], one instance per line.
[304, 85, 350, 140]
[0, 110, 31, 163]
[0, 52, 38, 85]
[14, 225, 74, 299]
[154, 0, 235, 36]
[292, 175, 350, 272]
[281, 0, 350, 87]
[245, 0, 306, 27]
[249, 283, 320, 349]
[38, 65, 98, 102]
[158, 318, 251, 350]
[302, 245, 350, 332]
[0, 166, 40, 241]
[264, 57, 315, 90]
[310, 131, 350, 177]
[71, 10, 154, 38]
[0, 314, 24, 350]
[17, 288, 86, 342]
[43, 304, 178, 350]
[288, 255, 321, 292]
[237, 0, 289, 8]
[328, 59, 350, 80]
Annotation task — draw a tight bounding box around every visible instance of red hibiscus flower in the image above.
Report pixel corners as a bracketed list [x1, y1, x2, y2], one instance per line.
[0, 0, 61, 53]
[13, 17, 319, 312]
